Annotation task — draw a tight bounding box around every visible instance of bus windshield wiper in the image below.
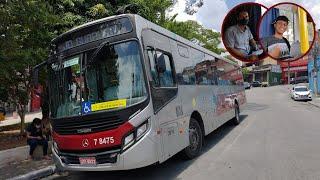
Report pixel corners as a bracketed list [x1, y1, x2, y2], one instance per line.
[85, 41, 110, 69]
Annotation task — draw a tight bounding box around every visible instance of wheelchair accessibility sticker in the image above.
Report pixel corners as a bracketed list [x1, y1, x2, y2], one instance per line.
[82, 99, 127, 114]
[82, 102, 92, 114]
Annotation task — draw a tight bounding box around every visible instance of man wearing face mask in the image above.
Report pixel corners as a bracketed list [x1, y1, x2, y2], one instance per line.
[26, 118, 50, 160]
[224, 10, 259, 61]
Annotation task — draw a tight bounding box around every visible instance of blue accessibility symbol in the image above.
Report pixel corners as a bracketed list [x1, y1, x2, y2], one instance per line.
[82, 102, 92, 114]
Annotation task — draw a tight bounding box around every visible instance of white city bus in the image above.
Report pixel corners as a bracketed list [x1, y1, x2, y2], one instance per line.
[34, 14, 246, 171]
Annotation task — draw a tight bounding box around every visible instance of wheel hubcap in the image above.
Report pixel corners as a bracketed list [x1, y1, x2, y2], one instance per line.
[189, 127, 199, 151]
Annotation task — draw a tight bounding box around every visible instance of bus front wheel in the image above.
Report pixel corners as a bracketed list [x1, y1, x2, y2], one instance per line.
[182, 118, 203, 159]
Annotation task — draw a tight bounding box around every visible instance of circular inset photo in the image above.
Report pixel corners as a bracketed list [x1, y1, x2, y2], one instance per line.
[222, 3, 268, 62]
[258, 3, 316, 62]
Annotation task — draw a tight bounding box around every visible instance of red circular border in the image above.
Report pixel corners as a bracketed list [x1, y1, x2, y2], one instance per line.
[257, 2, 316, 62]
[221, 2, 268, 63]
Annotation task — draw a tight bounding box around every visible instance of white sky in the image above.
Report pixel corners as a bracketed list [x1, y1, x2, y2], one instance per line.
[169, 0, 320, 32]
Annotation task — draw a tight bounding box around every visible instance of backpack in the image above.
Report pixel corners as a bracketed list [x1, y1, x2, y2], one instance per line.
[282, 37, 291, 52]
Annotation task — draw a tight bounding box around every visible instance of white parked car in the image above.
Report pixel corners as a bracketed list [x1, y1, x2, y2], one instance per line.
[290, 85, 312, 101]
[243, 82, 251, 89]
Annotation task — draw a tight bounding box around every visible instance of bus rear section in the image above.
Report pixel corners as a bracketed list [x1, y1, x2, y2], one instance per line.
[35, 14, 246, 172]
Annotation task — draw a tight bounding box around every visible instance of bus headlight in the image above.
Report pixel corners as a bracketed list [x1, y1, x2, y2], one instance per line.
[124, 133, 134, 148]
[122, 119, 149, 151]
[137, 122, 148, 139]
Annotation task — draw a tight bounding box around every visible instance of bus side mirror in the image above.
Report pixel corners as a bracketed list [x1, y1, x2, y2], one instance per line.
[155, 53, 166, 74]
[32, 61, 47, 87]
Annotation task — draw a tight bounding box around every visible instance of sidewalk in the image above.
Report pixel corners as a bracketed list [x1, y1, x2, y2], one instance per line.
[309, 95, 320, 108]
[0, 145, 55, 179]
[0, 111, 42, 127]
[0, 110, 55, 179]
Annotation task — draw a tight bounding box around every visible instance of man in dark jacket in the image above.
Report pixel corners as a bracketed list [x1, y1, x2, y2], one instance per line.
[26, 118, 50, 160]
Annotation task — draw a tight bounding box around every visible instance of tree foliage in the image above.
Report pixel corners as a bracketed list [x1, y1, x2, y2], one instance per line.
[242, 67, 250, 81]
[0, 0, 59, 133]
[165, 19, 224, 54]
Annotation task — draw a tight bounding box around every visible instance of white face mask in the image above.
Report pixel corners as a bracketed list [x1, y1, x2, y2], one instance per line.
[36, 125, 41, 129]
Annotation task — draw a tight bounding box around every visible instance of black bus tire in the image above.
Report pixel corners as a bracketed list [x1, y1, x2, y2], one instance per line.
[182, 118, 203, 159]
[232, 103, 240, 125]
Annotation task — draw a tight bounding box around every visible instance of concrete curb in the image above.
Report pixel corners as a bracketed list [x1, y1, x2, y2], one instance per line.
[8, 165, 56, 180]
[308, 97, 320, 108]
[308, 101, 320, 108]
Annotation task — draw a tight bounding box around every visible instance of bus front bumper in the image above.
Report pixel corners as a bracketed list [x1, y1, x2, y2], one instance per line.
[53, 132, 158, 171]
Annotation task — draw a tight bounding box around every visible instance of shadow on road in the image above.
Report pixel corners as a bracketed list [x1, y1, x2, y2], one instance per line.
[203, 114, 248, 153]
[54, 115, 249, 180]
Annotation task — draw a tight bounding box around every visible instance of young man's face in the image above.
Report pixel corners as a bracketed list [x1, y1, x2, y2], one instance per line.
[274, 20, 288, 35]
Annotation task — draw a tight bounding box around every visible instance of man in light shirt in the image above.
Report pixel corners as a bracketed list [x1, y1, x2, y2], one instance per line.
[224, 10, 259, 61]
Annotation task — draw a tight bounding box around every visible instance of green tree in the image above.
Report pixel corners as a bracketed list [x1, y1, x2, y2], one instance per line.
[0, 0, 59, 134]
[242, 67, 250, 82]
[46, 0, 223, 55]
[46, 0, 174, 32]
[129, 0, 173, 25]
[165, 20, 224, 54]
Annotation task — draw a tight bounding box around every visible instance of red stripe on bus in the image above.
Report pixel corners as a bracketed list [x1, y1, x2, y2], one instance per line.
[53, 121, 134, 151]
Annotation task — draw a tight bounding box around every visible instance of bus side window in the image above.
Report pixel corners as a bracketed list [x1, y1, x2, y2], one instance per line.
[155, 52, 175, 87]
[147, 49, 160, 86]
[147, 49, 177, 113]
[148, 49, 175, 88]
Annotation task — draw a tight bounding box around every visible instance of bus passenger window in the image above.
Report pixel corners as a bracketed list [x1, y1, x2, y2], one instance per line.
[155, 52, 175, 87]
[147, 50, 159, 86]
[148, 49, 175, 88]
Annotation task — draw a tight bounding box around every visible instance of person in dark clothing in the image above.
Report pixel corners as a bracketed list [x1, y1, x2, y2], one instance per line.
[260, 15, 291, 59]
[26, 118, 50, 160]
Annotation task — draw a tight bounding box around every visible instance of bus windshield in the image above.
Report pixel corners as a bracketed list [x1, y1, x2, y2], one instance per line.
[49, 40, 147, 118]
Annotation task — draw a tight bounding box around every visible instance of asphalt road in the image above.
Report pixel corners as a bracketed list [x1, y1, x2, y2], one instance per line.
[47, 85, 320, 180]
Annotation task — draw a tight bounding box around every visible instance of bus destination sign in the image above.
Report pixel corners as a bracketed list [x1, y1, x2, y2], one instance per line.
[57, 17, 133, 52]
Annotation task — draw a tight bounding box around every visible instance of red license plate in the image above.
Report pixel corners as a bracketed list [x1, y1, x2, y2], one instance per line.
[79, 157, 96, 165]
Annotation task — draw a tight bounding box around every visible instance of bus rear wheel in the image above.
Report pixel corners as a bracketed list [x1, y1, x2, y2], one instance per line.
[182, 118, 203, 159]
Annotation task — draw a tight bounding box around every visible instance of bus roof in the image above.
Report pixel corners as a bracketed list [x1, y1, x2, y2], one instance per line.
[51, 14, 130, 44]
[52, 14, 238, 67]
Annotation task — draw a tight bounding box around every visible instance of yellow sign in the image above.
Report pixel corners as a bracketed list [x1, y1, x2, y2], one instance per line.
[192, 98, 196, 108]
[92, 99, 127, 111]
